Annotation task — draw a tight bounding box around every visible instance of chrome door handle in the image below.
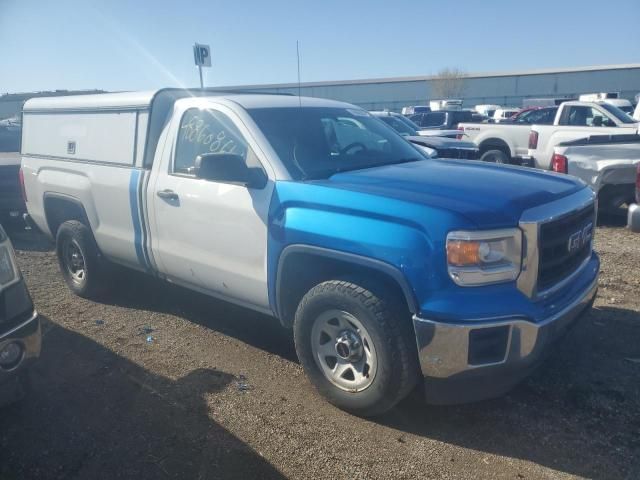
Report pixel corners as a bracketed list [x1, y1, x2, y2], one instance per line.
[156, 189, 179, 201]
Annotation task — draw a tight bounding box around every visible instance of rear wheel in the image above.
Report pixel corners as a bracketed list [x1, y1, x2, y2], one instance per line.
[293, 279, 419, 417]
[480, 149, 509, 164]
[56, 220, 109, 299]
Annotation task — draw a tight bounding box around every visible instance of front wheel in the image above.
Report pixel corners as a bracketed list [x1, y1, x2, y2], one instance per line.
[293, 280, 419, 416]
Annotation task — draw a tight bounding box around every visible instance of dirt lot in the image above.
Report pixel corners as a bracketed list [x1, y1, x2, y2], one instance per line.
[1, 222, 639, 480]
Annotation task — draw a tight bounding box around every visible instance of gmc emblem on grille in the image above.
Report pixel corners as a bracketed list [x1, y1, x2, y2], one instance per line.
[567, 222, 593, 254]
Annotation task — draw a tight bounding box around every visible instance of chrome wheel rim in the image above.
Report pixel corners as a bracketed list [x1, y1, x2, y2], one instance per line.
[63, 239, 86, 285]
[311, 310, 377, 392]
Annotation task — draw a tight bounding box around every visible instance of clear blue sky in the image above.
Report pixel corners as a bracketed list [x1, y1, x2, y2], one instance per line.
[1, 0, 639, 93]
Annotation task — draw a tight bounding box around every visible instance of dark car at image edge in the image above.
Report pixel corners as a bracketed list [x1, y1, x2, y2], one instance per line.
[0, 224, 41, 406]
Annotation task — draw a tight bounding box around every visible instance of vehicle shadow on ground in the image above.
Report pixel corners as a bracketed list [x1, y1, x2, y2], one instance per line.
[103, 267, 299, 363]
[96, 265, 640, 478]
[7, 228, 297, 363]
[378, 305, 640, 480]
[597, 210, 628, 227]
[0, 317, 285, 480]
[9, 231, 639, 478]
[5, 225, 54, 252]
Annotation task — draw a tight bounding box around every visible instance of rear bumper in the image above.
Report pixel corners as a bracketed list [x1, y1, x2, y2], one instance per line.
[0, 197, 25, 217]
[628, 204, 640, 233]
[0, 311, 41, 405]
[413, 276, 598, 404]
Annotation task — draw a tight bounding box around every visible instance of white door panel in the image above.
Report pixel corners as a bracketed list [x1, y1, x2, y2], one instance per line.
[153, 176, 272, 307]
[149, 102, 273, 310]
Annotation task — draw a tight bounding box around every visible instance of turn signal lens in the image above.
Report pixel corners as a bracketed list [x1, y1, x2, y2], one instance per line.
[551, 153, 568, 174]
[447, 240, 480, 266]
[446, 229, 523, 286]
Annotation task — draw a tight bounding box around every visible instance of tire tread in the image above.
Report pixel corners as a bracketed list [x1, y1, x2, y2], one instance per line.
[294, 278, 419, 416]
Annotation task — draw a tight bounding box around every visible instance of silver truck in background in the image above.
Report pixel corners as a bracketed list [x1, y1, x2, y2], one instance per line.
[552, 134, 640, 213]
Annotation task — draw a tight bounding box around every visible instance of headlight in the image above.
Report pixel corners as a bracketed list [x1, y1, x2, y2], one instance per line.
[446, 228, 522, 286]
[0, 225, 18, 288]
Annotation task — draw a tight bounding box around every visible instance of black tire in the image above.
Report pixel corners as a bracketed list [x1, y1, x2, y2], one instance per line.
[480, 149, 509, 164]
[293, 279, 420, 417]
[56, 220, 109, 299]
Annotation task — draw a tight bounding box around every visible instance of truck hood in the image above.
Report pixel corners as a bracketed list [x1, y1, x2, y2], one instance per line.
[323, 159, 584, 227]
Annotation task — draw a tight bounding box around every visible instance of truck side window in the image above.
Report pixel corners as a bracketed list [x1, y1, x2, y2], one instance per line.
[566, 106, 607, 127]
[174, 108, 259, 176]
[422, 112, 447, 127]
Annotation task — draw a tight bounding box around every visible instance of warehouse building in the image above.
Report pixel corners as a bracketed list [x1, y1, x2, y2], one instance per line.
[220, 63, 640, 112]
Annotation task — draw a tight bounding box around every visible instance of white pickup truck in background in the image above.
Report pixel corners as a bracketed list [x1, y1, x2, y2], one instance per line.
[459, 101, 638, 165]
[551, 134, 640, 213]
[528, 101, 639, 169]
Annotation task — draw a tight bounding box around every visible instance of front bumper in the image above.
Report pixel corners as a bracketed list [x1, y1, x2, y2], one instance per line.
[413, 276, 598, 404]
[0, 311, 41, 405]
[628, 204, 640, 233]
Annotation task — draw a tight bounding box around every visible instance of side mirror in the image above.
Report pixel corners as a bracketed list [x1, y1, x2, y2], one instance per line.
[592, 116, 603, 127]
[194, 153, 267, 189]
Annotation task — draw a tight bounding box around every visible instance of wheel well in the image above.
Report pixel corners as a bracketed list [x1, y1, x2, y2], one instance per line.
[276, 250, 416, 328]
[479, 138, 511, 157]
[43, 194, 90, 237]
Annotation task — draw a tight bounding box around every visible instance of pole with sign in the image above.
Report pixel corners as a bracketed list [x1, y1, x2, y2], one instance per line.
[193, 43, 211, 88]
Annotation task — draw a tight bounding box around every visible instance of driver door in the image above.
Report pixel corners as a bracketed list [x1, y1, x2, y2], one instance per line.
[149, 105, 274, 311]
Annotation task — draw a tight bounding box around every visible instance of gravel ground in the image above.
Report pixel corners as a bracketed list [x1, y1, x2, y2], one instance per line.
[1, 222, 639, 480]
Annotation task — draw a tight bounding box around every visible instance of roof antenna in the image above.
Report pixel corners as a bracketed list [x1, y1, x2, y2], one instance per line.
[296, 40, 302, 107]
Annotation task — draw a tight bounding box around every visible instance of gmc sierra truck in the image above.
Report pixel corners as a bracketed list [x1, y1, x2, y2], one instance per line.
[21, 89, 599, 416]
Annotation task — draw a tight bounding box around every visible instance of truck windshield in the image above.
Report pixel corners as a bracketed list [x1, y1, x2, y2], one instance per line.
[378, 116, 418, 136]
[600, 103, 638, 124]
[248, 107, 426, 180]
[395, 115, 423, 131]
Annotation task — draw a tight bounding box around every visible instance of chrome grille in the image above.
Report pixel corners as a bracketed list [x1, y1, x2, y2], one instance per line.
[537, 204, 595, 292]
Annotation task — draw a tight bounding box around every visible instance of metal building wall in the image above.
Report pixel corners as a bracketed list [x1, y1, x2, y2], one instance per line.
[232, 65, 640, 112]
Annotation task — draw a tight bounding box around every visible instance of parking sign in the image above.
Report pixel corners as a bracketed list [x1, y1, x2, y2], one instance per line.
[193, 44, 211, 67]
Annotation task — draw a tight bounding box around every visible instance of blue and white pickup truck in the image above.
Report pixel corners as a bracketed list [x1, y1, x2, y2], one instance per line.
[21, 89, 599, 416]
